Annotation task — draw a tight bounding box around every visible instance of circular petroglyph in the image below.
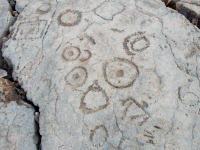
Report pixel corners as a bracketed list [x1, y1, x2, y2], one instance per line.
[123, 32, 150, 55]
[65, 66, 87, 87]
[36, 3, 51, 14]
[90, 125, 108, 147]
[103, 58, 139, 88]
[79, 82, 109, 114]
[57, 9, 82, 26]
[62, 46, 80, 61]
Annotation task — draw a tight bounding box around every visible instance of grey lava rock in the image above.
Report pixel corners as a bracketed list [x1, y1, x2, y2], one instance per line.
[0, 79, 37, 150]
[2, 0, 200, 149]
[0, 0, 15, 46]
[0, 102, 37, 150]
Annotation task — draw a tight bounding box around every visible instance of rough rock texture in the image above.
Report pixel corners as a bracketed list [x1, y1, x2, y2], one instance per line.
[175, 0, 200, 27]
[2, 0, 200, 149]
[0, 1, 37, 150]
[176, 1, 200, 15]
[0, 0, 15, 46]
[173, 0, 200, 5]
[0, 79, 37, 150]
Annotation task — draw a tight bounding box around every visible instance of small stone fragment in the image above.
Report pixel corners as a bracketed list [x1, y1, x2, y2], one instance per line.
[0, 69, 7, 78]
[13, 11, 19, 17]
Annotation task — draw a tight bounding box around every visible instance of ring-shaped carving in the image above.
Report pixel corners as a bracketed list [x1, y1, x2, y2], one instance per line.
[79, 83, 109, 114]
[65, 66, 87, 87]
[62, 46, 80, 61]
[103, 58, 139, 88]
[90, 125, 108, 147]
[57, 9, 82, 26]
[123, 32, 150, 55]
[79, 50, 92, 62]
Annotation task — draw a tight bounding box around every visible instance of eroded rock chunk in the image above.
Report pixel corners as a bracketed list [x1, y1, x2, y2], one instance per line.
[2, 0, 200, 149]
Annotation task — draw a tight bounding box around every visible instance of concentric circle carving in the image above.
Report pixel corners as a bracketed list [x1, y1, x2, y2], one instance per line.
[65, 66, 87, 87]
[123, 32, 150, 55]
[103, 58, 139, 88]
[62, 46, 80, 61]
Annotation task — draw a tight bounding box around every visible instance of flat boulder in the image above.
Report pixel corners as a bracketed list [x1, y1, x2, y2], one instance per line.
[2, 0, 200, 149]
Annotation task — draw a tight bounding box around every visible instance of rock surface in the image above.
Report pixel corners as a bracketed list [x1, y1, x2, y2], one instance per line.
[175, 0, 200, 28]
[0, 1, 37, 150]
[0, 78, 37, 150]
[0, 0, 15, 46]
[2, 0, 200, 149]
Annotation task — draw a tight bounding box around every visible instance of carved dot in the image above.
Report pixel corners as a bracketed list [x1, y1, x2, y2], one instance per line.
[36, 3, 51, 14]
[65, 67, 87, 87]
[57, 9, 82, 26]
[62, 46, 80, 61]
[104, 58, 139, 88]
[72, 73, 80, 80]
[116, 70, 124, 77]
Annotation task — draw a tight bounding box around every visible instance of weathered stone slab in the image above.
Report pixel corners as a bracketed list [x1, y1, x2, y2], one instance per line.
[2, 0, 200, 149]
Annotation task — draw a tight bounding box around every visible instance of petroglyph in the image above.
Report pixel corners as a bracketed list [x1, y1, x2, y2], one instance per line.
[103, 58, 139, 88]
[2, 0, 200, 149]
[79, 50, 92, 62]
[13, 20, 47, 40]
[123, 32, 150, 55]
[120, 98, 149, 126]
[79, 82, 109, 114]
[65, 66, 87, 87]
[90, 125, 108, 147]
[57, 10, 82, 26]
[137, 118, 171, 146]
[62, 46, 81, 61]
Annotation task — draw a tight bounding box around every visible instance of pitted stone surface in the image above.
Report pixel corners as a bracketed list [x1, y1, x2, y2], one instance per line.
[2, 0, 200, 149]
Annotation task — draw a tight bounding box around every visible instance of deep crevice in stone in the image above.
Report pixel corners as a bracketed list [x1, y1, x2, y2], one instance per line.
[15, 83, 42, 150]
[1, 34, 42, 150]
[162, 0, 200, 29]
[1, 1, 42, 150]
[7, 0, 16, 11]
